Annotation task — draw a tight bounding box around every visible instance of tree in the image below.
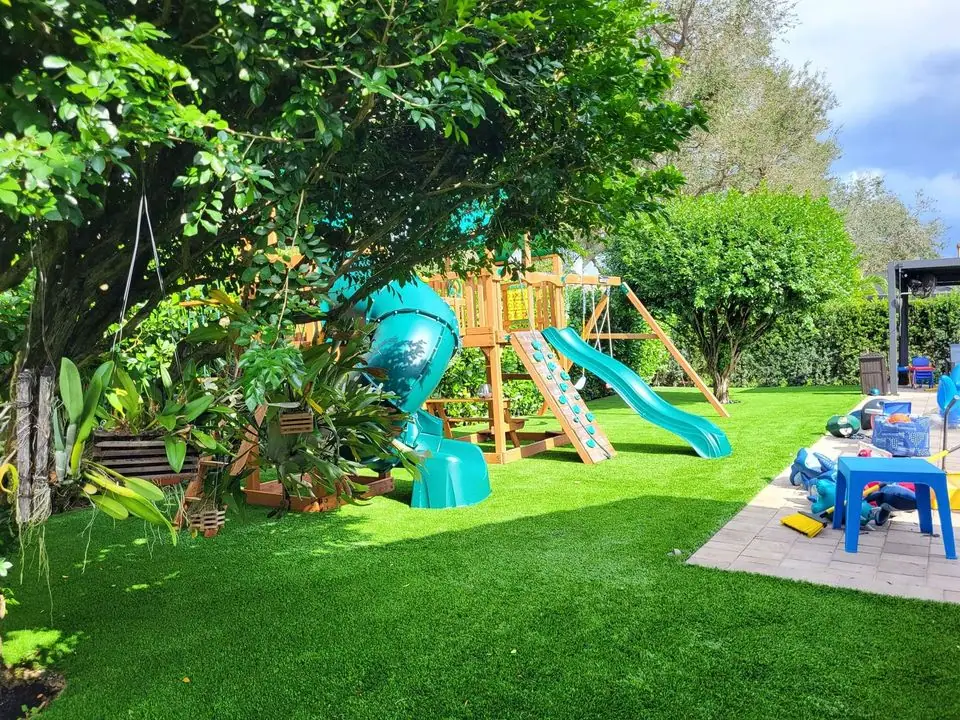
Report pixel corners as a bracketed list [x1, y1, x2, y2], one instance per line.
[1, 0, 700, 367]
[1, 0, 700, 519]
[652, 0, 837, 196]
[831, 174, 945, 274]
[610, 190, 858, 402]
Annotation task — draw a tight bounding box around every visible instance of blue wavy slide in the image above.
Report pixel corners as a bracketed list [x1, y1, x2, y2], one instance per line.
[542, 327, 732, 460]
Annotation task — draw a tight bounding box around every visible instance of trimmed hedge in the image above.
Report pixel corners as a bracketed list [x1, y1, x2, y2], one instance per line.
[659, 293, 960, 388]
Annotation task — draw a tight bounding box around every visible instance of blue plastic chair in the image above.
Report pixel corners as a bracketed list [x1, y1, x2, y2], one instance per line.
[834, 456, 956, 559]
[909, 356, 935, 388]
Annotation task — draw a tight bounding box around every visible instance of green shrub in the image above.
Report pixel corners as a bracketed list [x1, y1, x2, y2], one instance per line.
[434, 347, 544, 420]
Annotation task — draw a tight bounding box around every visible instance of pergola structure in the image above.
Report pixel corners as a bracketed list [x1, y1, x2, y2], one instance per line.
[887, 258, 960, 393]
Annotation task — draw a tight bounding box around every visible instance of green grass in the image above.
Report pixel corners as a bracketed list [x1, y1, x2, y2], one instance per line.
[5, 386, 960, 719]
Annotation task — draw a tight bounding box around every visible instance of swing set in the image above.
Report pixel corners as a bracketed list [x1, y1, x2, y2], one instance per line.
[423, 240, 728, 466]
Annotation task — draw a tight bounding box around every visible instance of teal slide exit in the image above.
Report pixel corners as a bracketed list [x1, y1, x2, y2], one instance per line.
[542, 327, 732, 460]
[331, 275, 492, 509]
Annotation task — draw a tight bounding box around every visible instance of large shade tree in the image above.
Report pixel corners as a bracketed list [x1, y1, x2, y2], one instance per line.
[1, 0, 701, 520]
[1, 0, 702, 369]
[610, 190, 858, 402]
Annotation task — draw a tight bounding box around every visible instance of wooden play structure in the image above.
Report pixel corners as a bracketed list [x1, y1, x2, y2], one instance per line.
[231, 241, 727, 513]
[422, 246, 727, 466]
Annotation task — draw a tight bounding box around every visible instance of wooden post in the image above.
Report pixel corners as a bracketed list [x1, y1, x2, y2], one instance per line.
[482, 346, 508, 460]
[484, 262, 508, 459]
[31, 371, 53, 522]
[621, 283, 729, 418]
[15, 369, 34, 524]
[523, 236, 536, 329]
[551, 255, 566, 331]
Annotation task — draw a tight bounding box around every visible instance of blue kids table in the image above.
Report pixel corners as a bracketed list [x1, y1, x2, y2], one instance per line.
[834, 456, 956, 559]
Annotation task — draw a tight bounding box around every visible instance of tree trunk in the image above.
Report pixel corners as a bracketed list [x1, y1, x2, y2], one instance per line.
[708, 348, 741, 405]
[711, 370, 731, 405]
[13, 367, 53, 524]
[14, 369, 33, 522]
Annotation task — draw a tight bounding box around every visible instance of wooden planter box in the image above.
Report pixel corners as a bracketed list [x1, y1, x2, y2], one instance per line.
[278, 411, 314, 435]
[91, 431, 199, 486]
[243, 472, 395, 512]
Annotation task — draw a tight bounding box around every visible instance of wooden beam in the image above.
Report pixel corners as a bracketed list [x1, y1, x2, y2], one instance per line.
[621, 283, 730, 418]
[523, 273, 622, 288]
[482, 344, 508, 457]
[518, 433, 572, 458]
[427, 271, 621, 288]
[586, 333, 657, 340]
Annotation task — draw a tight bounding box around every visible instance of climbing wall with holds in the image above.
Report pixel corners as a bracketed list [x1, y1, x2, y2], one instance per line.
[510, 330, 615, 465]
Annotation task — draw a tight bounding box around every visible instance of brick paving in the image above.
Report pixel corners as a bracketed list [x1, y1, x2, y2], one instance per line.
[688, 389, 960, 603]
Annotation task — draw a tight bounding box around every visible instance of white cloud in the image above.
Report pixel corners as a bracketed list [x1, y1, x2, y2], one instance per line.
[779, 0, 960, 125]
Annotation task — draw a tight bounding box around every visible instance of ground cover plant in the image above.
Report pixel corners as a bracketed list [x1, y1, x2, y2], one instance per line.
[5, 387, 960, 719]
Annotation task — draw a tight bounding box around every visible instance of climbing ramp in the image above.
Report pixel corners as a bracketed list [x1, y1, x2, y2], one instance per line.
[510, 330, 614, 465]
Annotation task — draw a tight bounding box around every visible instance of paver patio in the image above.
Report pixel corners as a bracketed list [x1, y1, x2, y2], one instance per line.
[689, 388, 960, 603]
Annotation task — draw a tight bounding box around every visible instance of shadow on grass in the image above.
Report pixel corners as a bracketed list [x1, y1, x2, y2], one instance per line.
[611, 441, 696, 457]
[8, 491, 958, 720]
[736, 385, 859, 396]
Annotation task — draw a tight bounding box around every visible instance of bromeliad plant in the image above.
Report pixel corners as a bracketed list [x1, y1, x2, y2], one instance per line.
[54, 359, 176, 542]
[187, 287, 420, 509]
[99, 361, 236, 474]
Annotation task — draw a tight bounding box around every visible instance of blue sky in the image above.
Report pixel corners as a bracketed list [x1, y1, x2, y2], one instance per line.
[779, 0, 960, 255]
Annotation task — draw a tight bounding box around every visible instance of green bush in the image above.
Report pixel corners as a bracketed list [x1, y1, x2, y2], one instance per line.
[434, 347, 544, 420]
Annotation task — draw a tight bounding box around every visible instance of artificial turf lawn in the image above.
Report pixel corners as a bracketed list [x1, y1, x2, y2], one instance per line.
[4, 386, 960, 719]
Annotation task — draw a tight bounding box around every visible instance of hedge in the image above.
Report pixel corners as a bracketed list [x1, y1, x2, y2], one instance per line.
[649, 293, 960, 388]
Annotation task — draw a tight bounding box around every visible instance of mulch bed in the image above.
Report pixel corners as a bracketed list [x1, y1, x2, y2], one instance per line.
[0, 666, 65, 719]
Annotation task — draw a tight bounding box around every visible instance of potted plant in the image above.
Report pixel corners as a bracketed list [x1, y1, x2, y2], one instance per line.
[96, 362, 234, 486]
[51, 359, 176, 542]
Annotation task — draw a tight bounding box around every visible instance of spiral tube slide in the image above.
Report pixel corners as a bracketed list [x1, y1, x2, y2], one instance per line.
[342, 277, 492, 509]
[543, 326, 731, 459]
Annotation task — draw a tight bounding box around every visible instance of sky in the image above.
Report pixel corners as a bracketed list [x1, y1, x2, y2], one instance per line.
[778, 0, 960, 255]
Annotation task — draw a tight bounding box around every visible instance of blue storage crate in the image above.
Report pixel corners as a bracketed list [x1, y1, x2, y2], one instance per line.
[872, 416, 931, 457]
[881, 401, 912, 416]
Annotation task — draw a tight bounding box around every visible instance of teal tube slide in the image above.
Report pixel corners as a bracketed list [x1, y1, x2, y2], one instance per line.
[542, 327, 732, 459]
[334, 276, 491, 509]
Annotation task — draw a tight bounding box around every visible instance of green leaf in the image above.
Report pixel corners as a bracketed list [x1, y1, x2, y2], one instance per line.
[183, 395, 214, 422]
[42, 56, 69, 70]
[160, 365, 172, 390]
[112, 493, 177, 544]
[89, 493, 129, 520]
[185, 325, 228, 344]
[59, 358, 84, 424]
[121, 475, 165, 503]
[164, 435, 187, 473]
[76, 374, 103, 445]
[92, 360, 114, 389]
[239, 2, 255, 16]
[191, 428, 219, 450]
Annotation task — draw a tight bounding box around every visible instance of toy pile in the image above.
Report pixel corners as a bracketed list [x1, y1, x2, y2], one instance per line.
[787, 447, 918, 534]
